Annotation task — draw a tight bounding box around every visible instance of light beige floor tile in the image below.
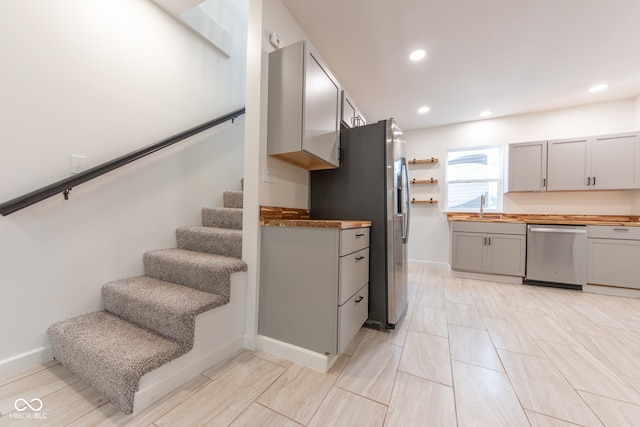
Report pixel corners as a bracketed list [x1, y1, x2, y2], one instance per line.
[308, 387, 386, 427]
[154, 356, 285, 426]
[497, 349, 603, 426]
[579, 391, 640, 427]
[474, 297, 516, 321]
[67, 374, 211, 427]
[452, 360, 529, 427]
[513, 311, 579, 345]
[398, 330, 451, 386]
[537, 340, 640, 405]
[343, 327, 367, 356]
[444, 287, 475, 305]
[525, 410, 583, 426]
[445, 301, 485, 330]
[602, 326, 640, 353]
[257, 355, 348, 425]
[570, 332, 640, 380]
[385, 372, 455, 427]
[201, 348, 254, 381]
[537, 306, 610, 338]
[0, 363, 79, 416]
[409, 306, 448, 337]
[414, 288, 446, 310]
[568, 303, 627, 329]
[253, 350, 294, 368]
[229, 402, 301, 427]
[483, 317, 546, 357]
[449, 324, 503, 371]
[335, 338, 402, 404]
[363, 318, 409, 347]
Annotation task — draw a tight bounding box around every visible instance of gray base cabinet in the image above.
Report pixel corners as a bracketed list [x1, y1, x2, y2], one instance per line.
[451, 222, 526, 277]
[588, 226, 640, 289]
[259, 226, 370, 354]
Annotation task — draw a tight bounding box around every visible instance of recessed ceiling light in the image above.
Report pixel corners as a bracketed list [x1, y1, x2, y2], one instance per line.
[588, 83, 608, 93]
[479, 110, 492, 117]
[418, 106, 430, 114]
[409, 49, 426, 61]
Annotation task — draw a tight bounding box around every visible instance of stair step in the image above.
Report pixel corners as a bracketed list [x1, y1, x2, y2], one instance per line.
[202, 207, 243, 230]
[143, 248, 247, 297]
[176, 226, 242, 259]
[102, 276, 227, 345]
[47, 311, 187, 414]
[223, 191, 243, 209]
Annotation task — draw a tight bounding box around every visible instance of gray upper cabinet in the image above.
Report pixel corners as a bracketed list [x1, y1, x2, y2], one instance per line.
[509, 131, 639, 192]
[341, 90, 366, 128]
[267, 40, 340, 170]
[590, 133, 638, 189]
[508, 140, 547, 191]
[547, 137, 590, 191]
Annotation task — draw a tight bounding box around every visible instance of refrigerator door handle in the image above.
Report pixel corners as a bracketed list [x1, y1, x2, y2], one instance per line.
[401, 157, 410, 243]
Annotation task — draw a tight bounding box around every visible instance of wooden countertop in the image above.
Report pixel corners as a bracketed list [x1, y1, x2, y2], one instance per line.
[447, 213, 640, 226]
[259, 206, 371, 229]
[261, 219, 372, 229]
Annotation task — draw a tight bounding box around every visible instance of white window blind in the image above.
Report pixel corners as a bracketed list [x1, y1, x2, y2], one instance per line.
[445, 145, 503, 212]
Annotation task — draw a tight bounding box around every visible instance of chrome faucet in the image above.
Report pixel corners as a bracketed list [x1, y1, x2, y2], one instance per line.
[479, 193, 485, 218]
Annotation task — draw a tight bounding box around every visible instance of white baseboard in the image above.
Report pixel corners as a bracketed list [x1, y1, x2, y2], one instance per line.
[450, 270, 523, 285]
[584, 284, 640, 298]
[255, 335, 338, 373]
[0, 346, 53, 383]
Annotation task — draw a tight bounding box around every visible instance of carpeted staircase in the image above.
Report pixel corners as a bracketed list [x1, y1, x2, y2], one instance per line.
[47, 190, 246, 414]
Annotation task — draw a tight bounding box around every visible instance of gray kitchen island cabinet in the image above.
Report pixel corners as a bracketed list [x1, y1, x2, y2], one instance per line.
[451, 221, 526, 277]
[259, 225, 370, 354]
[587, 225, 640, 289]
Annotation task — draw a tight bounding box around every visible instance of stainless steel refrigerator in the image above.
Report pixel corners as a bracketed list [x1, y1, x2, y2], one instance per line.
[310, 119, 410, 329]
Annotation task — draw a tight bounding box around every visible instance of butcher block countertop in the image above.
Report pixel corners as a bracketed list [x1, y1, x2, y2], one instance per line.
[260, 206, 372, 229]
[447, 213, 640, 226]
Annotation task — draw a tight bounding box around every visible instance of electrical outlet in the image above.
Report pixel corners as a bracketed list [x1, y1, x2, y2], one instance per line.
[70, 155, 88, 174]
[269, 32, 281, 49]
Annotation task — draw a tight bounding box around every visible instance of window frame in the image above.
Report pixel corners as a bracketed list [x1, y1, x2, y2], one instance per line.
[445, 145, 504, 213]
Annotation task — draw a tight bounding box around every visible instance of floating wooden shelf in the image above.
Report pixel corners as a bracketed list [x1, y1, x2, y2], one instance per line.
[411, 198, 438, 204]
[408, 157, 439, 164]
[411, 178, 438, 184]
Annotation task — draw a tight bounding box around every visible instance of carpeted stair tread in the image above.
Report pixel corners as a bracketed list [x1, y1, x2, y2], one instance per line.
[48, 311, 187, 414]
[202, 207, 243, 230]
[103, 276, 227, 345]
[176, 226, 242, 259]
[223, 191, 243, 209]
[144, 248, 247, 297]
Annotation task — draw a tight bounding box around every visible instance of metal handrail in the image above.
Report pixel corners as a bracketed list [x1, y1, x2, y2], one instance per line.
[0, 107, 245, 216]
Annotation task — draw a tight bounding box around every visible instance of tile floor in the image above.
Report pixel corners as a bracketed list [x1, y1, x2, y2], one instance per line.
[2, 265, 640, 426]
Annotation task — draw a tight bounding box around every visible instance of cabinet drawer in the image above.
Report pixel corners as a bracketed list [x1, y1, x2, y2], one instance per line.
[587, 225, 640, 240]
[339, 248, 369, 305]
[588, 239, 640, 288]
[340, 228, 370, 256]
[338, 284, 368, 353]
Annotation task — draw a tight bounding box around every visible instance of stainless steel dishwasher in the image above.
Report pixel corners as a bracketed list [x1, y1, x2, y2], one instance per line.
[525, 224, 587, 289]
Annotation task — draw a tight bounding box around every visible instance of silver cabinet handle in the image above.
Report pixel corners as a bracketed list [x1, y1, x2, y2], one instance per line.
[613, 228, 630, 232]
[355, 296, 364, 303]
[529, 227, 587, 234]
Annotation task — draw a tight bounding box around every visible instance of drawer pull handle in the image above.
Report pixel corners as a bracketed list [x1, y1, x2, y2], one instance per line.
[355, 233, 365, 237]
[355, 296, 364, 303]
[613, 228, 630, 231]
[356, 256, 365, 261]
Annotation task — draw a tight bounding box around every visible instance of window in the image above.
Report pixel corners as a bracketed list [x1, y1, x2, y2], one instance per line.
[445, 145, 503, 212]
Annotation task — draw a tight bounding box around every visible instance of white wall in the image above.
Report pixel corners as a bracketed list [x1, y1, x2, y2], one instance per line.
[405, 98, 640, 265]
[0, 0, 247, 378]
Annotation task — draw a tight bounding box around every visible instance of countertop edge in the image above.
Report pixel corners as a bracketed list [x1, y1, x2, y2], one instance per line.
[260, 219, 373, 229]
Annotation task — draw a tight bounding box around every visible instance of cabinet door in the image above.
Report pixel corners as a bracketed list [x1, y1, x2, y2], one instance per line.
[451, 232, 486, 273]
[485, 234, 526, 276]
[341, 92, 356, 127]
[590, 133, 637, 189]
[588, 239, 640, 289]
[547, 137, 589, 190]
[508, 141, 547, 191]
[302, 50, 340, 167]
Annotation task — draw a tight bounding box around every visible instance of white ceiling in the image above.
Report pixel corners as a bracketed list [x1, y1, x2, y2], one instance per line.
[280, 0, 640, 130]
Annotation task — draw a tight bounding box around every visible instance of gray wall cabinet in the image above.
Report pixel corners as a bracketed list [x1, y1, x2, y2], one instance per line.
[259, 226, 370, 354]
[267, 40, 340, 170]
